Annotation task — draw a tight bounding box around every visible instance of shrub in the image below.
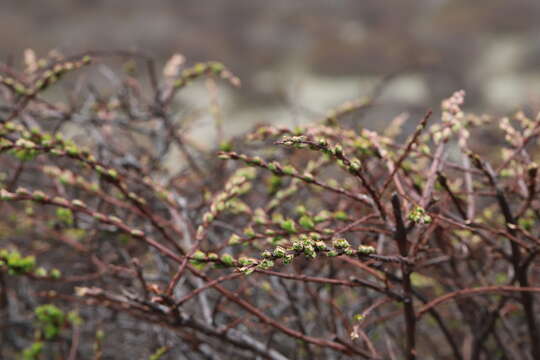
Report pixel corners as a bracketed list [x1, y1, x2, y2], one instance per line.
[1, 50, 539, 359]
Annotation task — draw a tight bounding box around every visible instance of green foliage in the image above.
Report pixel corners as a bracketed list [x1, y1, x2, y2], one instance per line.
[299, 215, 315, 229]
[332, 238, 350, 250]
[10, 147, 39, 161]
[0, 249, 36, 275]
[35, 304, 65, 340]
[408, 205, 432, 224]
[49, 268, 62, 279]
[21, 342, 43, 360]
[55, 208, 74, 226]
[279, 219, 297, 233]
[220, 253, 235, 267]
[149, 347, 169, 360]
[67, 311, 83, 326]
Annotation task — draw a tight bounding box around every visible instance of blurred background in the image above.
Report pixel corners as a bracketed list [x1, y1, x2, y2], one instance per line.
[2, 0, 540, 137]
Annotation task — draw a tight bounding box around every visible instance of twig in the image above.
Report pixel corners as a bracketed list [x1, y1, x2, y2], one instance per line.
[391, 193, 416, 360]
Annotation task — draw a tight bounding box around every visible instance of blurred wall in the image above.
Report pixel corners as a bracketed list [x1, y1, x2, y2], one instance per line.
[2, 0, 540, 129]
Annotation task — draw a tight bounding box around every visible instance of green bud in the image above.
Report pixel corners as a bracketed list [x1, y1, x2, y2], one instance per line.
[219, 141, 233, 152]
[333, 144, 343, 155]
[15, 138, 36, 149]
[209, 62, 225, 73]
[4, 122, 16, 131]
[273, 246, 286, 258]
[130, 229, 144, 237]
[314, 210, 331, 223]
[282, 165, 297, 176]
[196, 225, 205, 239]
[358, 245, 376, 255]
[292, 241, 304, 252]
[66, 145, 79, 156]
[202, 212, 214, 224]
[228, 234, 241, 245]
[283, 254, 294, 264]
[16, 187, 31, 196]
[240, 266, 254, 275]
[302, 172, 315, 182]
[280, 219, 297, 233]
[303, 245, 316, 259]
[300, 235, 313, 247]
[243, 226, 256, 238]
[108, 216, 123, 224]
[332, 238, 350, 249]
[267, 161, 280, 172]
[253, 208, 267, 225]
[0, 191, 13, 205]
[235, 167, 257, 180]
[193, 62, 207, 74]
[34, 267, 47, 277]
[272, 213, 284, 223]
[192, 250, 206, 261]
[50, 269, 62, 279]
[220, 254, 234, 267]
[317, 137, 328, 147]
[408, 205, 432, 224]
[238, 257, 256, 266]
[56, 208, 74, 226]
[349, 159, 361, 172]
[258, 259, 274, 270]
[107, 169, 118, 179]
[299, 215, 315, 230]
[247, 156, 263, 166]
[71, 199, 87, 208]
[14, 83, 27, 95]
[295, 205, 307, 215]
[32, 190, 47, 201]
[333, 211, 348, 221]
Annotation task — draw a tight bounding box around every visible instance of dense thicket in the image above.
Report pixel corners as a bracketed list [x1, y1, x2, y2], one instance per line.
[1, 51, 540, 359]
